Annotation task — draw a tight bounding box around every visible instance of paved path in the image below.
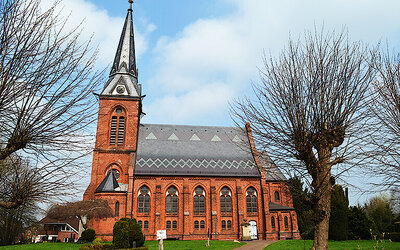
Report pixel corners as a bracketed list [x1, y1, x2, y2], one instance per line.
[235, 240, 277, 250]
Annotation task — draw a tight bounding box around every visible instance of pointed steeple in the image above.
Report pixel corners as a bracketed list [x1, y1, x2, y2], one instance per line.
[101, 0, 141, 98]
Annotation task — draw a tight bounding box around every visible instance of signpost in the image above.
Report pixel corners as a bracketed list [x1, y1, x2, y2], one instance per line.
[157, 230, 167, 250]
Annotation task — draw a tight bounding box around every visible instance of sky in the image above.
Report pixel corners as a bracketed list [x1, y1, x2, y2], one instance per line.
[40, 0, 400, 205]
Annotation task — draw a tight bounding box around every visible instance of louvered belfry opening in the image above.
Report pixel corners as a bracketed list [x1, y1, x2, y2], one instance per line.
[109, 107, 125, 146]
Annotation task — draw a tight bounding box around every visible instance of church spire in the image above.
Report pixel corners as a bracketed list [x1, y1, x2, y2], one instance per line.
[101, 0, 141, 98]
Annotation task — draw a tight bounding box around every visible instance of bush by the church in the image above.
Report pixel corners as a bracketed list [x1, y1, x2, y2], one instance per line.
[79, 245, 116, 250]
[113, 218, 145, 249]
[78, 228, 96, 243]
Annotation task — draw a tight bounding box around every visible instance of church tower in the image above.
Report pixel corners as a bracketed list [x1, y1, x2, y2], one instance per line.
[83, 1, 141, 237]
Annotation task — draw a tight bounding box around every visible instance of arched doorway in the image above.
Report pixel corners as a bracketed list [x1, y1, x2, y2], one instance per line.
[249, 220, 258, 240]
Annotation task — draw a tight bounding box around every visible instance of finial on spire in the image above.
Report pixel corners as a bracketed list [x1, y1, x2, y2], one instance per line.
[129, 0, 133, 10]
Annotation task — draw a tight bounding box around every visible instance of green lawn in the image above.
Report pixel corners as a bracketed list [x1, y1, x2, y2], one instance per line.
[0, 240, 245, 250]
[264, 239, 400, 250]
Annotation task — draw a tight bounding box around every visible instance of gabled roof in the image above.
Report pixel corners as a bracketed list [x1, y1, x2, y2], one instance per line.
[134, 124, 261, 177]
[269, 202, 295, 211]
[39, 216, 80, 233]
[95, 171, 120, 193]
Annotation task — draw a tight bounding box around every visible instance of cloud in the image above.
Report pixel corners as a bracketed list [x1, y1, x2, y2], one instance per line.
[40, 0, 155, 70]
[146, 0, 400, 124]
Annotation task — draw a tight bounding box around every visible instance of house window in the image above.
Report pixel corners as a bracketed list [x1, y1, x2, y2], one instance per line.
[138, 221, 142, 228]
[138, 186, 150, 214]
[220, 187, 232, 214]
[166, 221, 171, 230]
[200, 220, 205, 229]
[194, 221, 199, 229]
[166, 186, 178, 214]
[115, 202, 120, 217]
[194, 186, 205, 215]
[61, 225, 72, 231]
[227, 220, 231, 229]
[275, 191, 280, 201]
[110, 108, 125, 146]
[271, 216, 275, 229]
[246, 187, 257, 213]
[284, 216, 288, 229]
[144, 221, 149, 229]
[222, 220, 226, 229]
[173, 221, 177, 229]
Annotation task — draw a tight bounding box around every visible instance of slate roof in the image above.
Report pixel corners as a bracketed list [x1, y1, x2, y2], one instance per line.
[134, 124, 261, 177]
[269, 202, 295, 211]
[95, 171, 119, 193]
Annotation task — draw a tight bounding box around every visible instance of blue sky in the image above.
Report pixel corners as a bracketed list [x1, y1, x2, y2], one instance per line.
[42, 0, 400, 205]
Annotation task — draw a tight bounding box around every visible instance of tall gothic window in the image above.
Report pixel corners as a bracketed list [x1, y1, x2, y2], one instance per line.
[275, 191, 280, 201]
[246, 187, 257, 213]
[194, 186, 205, 215]
[220, 187, 232, 214]
[138, 186, 150, 214]
[166, 186, 178, 214]
[115, 202, 120, 217]
[284, 216, 289, 229]
[110, 108, 125, 145]
[271, 216, 275, 229]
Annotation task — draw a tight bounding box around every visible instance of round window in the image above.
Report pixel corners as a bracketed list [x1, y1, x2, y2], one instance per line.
[115, 108, 122, 114]
[116, 86, 125, 94]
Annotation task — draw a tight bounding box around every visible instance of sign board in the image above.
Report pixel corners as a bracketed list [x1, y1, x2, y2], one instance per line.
[157, 230, 167, 240]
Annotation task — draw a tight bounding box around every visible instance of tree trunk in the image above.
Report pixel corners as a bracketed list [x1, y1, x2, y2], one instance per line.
[310, 153, 332, 250]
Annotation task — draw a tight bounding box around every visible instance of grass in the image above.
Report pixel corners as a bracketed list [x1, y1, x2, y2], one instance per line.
[264, 239, 400, 250]
[0, 240, 245, 250]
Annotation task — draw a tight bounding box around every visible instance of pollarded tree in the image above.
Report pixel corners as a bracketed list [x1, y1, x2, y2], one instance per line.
[232, 29, 377, 249]
[47, 199, 113, 230]
[369, 52, 400, 198]
[0, 0, 104, 208]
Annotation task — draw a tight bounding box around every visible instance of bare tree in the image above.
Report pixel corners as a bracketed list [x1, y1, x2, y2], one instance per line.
[369, 52, 400, 199]
[0, 0, 104, 208]
[232, 29, 377, 249]
[47, 199, 113, 230]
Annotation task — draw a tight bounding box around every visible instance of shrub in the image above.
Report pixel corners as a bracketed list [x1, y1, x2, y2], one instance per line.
[79, 245, 116, 250]
[113, 218, 145, 249]
[92, 238, 103, 245]
[113, 219, 130, 249]
[79, 228, 96, 243]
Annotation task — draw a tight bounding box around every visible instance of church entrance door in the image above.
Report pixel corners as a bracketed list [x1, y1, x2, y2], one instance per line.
[249, 220, 258, 240]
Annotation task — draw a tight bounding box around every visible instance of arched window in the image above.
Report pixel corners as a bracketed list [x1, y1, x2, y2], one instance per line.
[200, 220, 205, 229]
[194, 221, 199, 229]
[138, 186, 150, 214]
[166, 186, 178, 214]
[173, 221, 177, 229]
[275, 191, 280, 201]
[284, 216, 289, 229]
[246, 187, 257, 213]
[166, 221, 171, 230]
[138, 221, 142, 228]
[115, 202, 120, 217]
[194, 186, 205, 215]
[144, 220, 149, 229]
[227, 220, 231, 229]
[271, 216, 275, 229]
[222, 220, 226, 229]
[110, 108, 125, 145]
[220, 187, 232, 214]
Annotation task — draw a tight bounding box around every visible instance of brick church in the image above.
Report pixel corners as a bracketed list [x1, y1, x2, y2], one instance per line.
[83, 1, 300, 241]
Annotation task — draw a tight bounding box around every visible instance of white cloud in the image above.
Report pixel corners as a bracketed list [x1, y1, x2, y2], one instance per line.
[40, 0, 155, 70]
[147, 0, 400, 124]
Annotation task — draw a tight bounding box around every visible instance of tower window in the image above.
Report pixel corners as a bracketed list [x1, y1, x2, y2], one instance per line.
[117, 116, 125, 145]
[110, 116, 117, 145]
[275, 191, 280, 201]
